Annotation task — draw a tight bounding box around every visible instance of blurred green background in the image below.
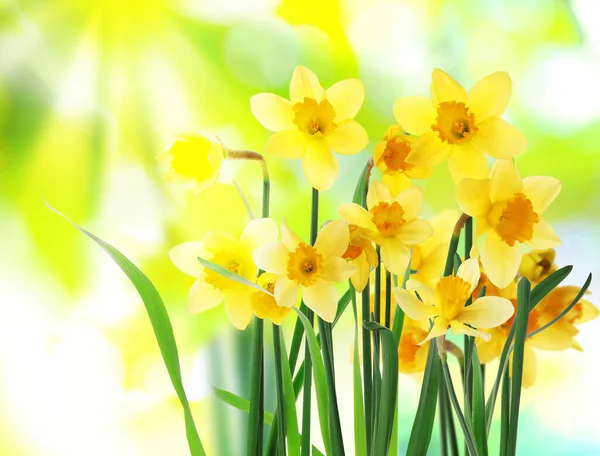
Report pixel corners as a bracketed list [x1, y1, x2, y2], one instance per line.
[1, 0, 599, 454]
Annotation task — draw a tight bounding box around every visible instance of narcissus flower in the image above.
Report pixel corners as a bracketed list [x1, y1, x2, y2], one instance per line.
[250, 65, 369, 191]
[338, 181, 433, 276]
[342, 224, 378, 292]
[157, 131, 224, 194]
[519, 249, 557, 285]
[252, 272, 292, 325]
[398, 317, 432, 374]
[457, 159, 562, 288]
[252, 220, 356, 322]
[395, 258, 514, 344]
[169, 218, 278, 330]
[394, 69, 527, 181]
[373, 125, 433, 196]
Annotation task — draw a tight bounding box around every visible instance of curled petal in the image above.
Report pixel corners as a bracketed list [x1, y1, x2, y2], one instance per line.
[457, 257, 481, 294]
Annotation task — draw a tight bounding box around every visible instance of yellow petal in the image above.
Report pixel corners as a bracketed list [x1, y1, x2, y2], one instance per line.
[169, 242, 206, 277]
[528, 319, 578, 351]
[516, 344, 537, 388]
[290, 65, 324, 104]
[240, 218, 279, 252]
[419, 210, 458, 258]
[412, 247, 446, 288]
[407, 131, 453, 167]
[395, 186, 424, 220]
[480, 231, 521, 288]
[474, 217, 490, 240]
[448, 142, 489, 182]
[315, 220, 350, 258]
[450, 320, 491, 342]
[303, 279, 338, 322]
[456, 178, 491, 217]
[393, 96, 437, 135]
[472, 117, 528, 159]
[528, 218, 561, 249]
[203, 231, 237, 253]
[405, 279, 437, 306]
[467, 72, 512, 122]
[398, 220, 433, 245]
[250, 93, 295, 132]
[419, 317, 450, 345]
[431, 69, 467, 105]
[522, 176, 561, 214]
[382, 173, 412, 198]
[457, 257, 481, 293]
[275, 275, 301, 308]
[193, 172, 220, 194]
[224, 288, 254, 330]
[350, 254, 370, 292]
[577, 300, 599, 324]
[264, 129, 307, 159]
[252, 242, 288, 275]
[475, 328, 505, 364]
[394, 288, 439, 320]
[301, 139, 338, 191]
[326, 120, 369, 155]
[459, 296, 514, 329]
[325, 79, 364, 121]
[490, 159, 523, 203]
[322, 256, 356, 282]
[338, 203, 377, 233]
[373, 140, 386, 170]
[406, 163, 434, 180]
[380, 237, 410, 276]
[188, 278, 223, 313]
[281, 219, 303, 251]
[367, 180, 393, 210]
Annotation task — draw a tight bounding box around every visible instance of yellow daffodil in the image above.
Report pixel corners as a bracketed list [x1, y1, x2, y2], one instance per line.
[250, 65, 369, 191]
[457, 159, 562, 288]
[251, 272, 292, 325]
[395, 258, 514, 344]
[398, 317, 431, 374]
[519, 249, 557, 285]
[338, 180, 433, 276]
[373, 125, 433, 196]
[394, 69, 527, 181]
[252, 219, 356, 322]
[157, 131, 224, 194]
[410, 210, 458, 288]
[169, 218, 278, 330]
[342, 224, 378, 292]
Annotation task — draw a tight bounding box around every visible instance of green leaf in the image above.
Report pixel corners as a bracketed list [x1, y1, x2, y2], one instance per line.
[529, 265, 572, 309]
[214, 387, 274, 425]
[279, 331, 301, 456]
[47, 202, 206, 456]
[353, 159, 371, 206]
[247, 317, 265, 455]
[471, 347, 488, 456]
[351, 286, 368, 456]
[197, 257, 272, 296]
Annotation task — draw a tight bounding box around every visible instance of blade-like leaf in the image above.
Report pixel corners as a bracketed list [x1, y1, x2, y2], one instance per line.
[197, 257, 272, 296]
[352, 159, 371, 206]
[471, 347, 488, 456]
[351, 286, 368, 456]
[279, 332, 301, 456]
[529, 265, 572, 309]
[214, 387, 274, 425]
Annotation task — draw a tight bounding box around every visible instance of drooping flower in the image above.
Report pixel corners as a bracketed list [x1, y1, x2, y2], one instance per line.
[394, 69, 527, 181]
[250, 65, 369, 191]
[394, 258, 514, 344]
[251, 272, 293, 325]
[169, 218, 278, 330]
[252, 219, 356, 322]
[373, 125, 433, 196]
[519, 249, 557, 285]
[157, 131, 224, 194]
[338, 180, 433, 276]
[342, 224, 378, 292]
[457, 159, 562, 288]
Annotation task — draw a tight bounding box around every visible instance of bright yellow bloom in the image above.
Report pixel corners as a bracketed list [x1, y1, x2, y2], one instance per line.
[457, 159, 562, 288]
[395, 258, 514, 344]
[342, 224, 378, 292]
[169, 218, 278, 330]
[157, 131, 224, 194]
[252, 220, 356, 322]
[410, 210, 458, 288]
[338, 181, 433, 276]
[519, 249, 557, 285]
[394, 69, 527, 181]
[398, 317, 431, 374]
[373, 125, 433, 196]
[252, 272, 292, 325]
[250, 65, 369, 191]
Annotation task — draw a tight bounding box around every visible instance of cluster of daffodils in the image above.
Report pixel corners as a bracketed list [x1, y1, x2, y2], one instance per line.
[161, 64, 595, 380]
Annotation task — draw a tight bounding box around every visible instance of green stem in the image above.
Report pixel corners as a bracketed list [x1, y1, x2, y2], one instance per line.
[384, 271, 392, 328]
[247, 318, 264, 456]
[361, 283, 373, 452]
[273, 325, 287, 456]
[499, 365, 510, 456]
[463, 217, 474, 456]
[438, 384, 449, 456]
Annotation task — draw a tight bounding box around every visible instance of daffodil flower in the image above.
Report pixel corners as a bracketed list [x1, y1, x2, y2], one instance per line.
[169, 218, 278, 330]
[250, 65, 369, 191]
[398, 317, 432, 374]
[518, 249, 558, 285]
[457, 159, 562, 288]
[251, 272, 292, 325]
[373, 125, 433, 196]
[394, 69, 527, 181]
[157, 131, 224, 194]
[252, 219, 356, 322]
[394, 258, 514, 344]
[342, 224, 378, 292]
[338, 180, 433, 276]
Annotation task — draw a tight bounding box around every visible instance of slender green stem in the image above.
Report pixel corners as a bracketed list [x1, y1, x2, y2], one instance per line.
[463, 217, 474, 456]
[438, 384, 449, 456]
[384, 271, 392, 328]
[247, 318, 264, 456]
[361, 283, 373, 452]
[273, 325, 287, 456]
[500, 365, 510, 456]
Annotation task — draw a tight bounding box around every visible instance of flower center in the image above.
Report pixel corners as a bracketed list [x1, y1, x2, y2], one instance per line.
[382, 137, 415, 172]
[489, 193, 539, 247]
[435, 276, 472, 321]
[292, 97, 337, 137]
[370, 202, 406, 237]
[287, 242, 324, 287]
[342, 224, 365, 261]
[204, 252, 242, 290]
[432, 101, 478, 145]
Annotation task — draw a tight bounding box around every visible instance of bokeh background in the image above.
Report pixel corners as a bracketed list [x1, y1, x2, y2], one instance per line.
[1, 0, 600, 454]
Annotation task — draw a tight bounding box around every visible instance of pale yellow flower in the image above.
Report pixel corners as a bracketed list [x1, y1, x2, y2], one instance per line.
[518, 249, 557, 285]
[338, 180, 433, 276]
[169, 218, 278, 330]
[250, 65, 369, 191]
[394, 69, 527, 181]
[252, 220, 356, 322]
[394, 258, 514, 344]
[157, 131, 224, 194]
[342, 224, 378, 292]
[252, 272, 292, 325]
[373, 125, 433, 196]
[457, 159, 562, 288]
